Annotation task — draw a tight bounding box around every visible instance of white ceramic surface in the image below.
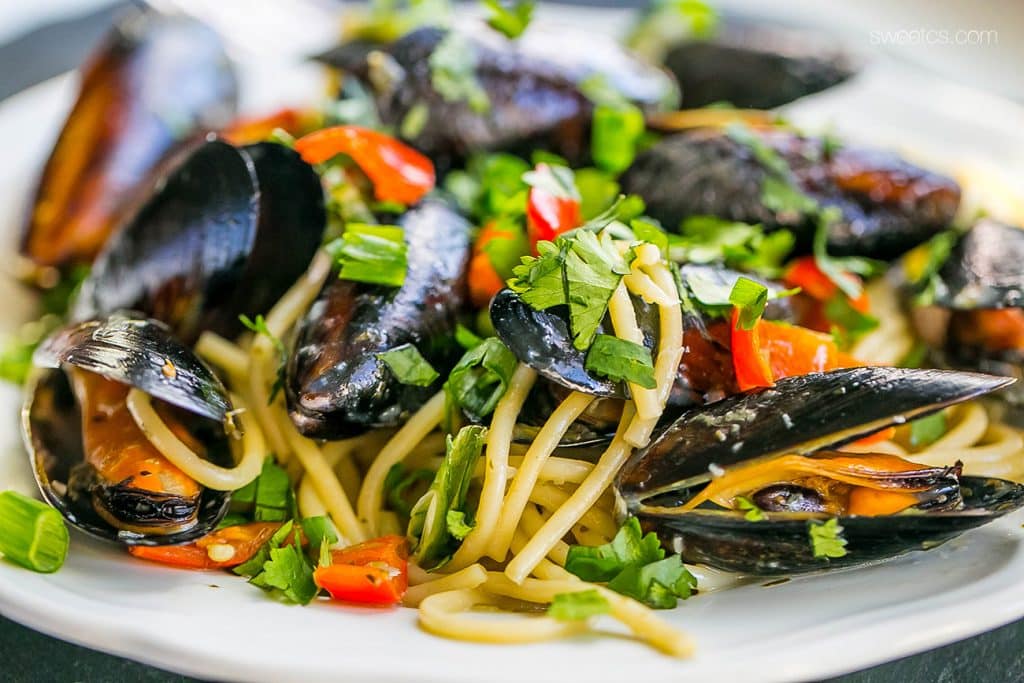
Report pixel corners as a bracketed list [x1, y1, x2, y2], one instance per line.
[2, 7, 1024, 683]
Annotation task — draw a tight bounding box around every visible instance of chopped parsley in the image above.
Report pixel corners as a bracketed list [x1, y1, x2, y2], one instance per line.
[735, 496, 765, 522]
[626, 0, 718, 62]
[235, 520, 319, 605]
[813, 209, 885, 300]
[584, 334, 656, 389]
[808, 518, 848, 559]
[239, 314, 287, 403]
[301, 516, 339, 557]
[565, 518, 697, 609]
[667, 216, 795, 277]
[444, 153, 530, 221]
[825, 294, 879, 348]
[233, 458, 294, 522]
[376, 344, 439, 387]
[630, 218, 669, 256]
[547, 589, 611, 620]
[910, 411, 947, 448]
[522, 163, 580, 201]
[482, 0, 534, 39]
[444, 337, 518, 421]
[430, 32, 490, 114]
[326, 223, 408, 288]
[902, 231, 958, 305]
[728, 277, 770, 330]
[578, 75, 645, 176]
[509, 229, 631, 350]
[408, 425, 488, 568]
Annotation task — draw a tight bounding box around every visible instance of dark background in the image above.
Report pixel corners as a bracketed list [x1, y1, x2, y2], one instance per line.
[1, 2, 1022, 681]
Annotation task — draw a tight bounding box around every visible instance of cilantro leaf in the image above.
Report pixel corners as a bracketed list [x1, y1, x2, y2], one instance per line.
[445, 153, 530, 221]
[231, 458, 294, 523]
[584, 335, 656, 389]
[910, 411, 947, 448]
[408, 425, 488, 568]
[376, 344, 440, 387]
[482, 0, 534, 39]
[667, 216, 795, 277]
[812, 210, 886, 300]
[728, 277, 769, 330]
[326, 223, 408, 288]
[735, 496, 765, 521]
[239, 314, 287, 403]
[430, 32, 490, 113]
[444, 337, 517, 421]
[808, 518, 848, 559]
[547, 589, 611, 620]
[630, 218, 669, 255]
[509, 239, 568, 311]
[234, 519, 294, 578]
[563, 230, 630, 350]
[251, 541, 318, 605]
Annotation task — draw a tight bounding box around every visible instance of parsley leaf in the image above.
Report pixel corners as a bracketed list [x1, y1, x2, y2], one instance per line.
[234, 520, 294, 578]
[444, 337, 518, 421]
[482, 0, 534, 39]
[565, 517, 664, 582]
[735, 496, 765, 521]
[444, 153, 530, 221]
[301, 516, 339, 556]
[326, 223, 408, 288]
[584, 335, 656, 389]
[239, 314, 287, 403]
[430, 32, 490, 114]
[384, 463, 436, 519]
[250, 458, 294, 522]
[902, 231, 958, 306]
[376, 344, 440, 387]
[563, 231, 631, 349]
[547, 589, 611, 620]
[575, 168, 621, 220]
[251, 540, 318, 605]
[408, 425, 488, 568]
[824, 294, 879, 348]
[808, 518, 848, 559]
[728, 277, 770, 330]
[910, 411, 947, 448]
[606, 555, 697, 609]
[813, 210, 886, 300]
[667, 216, 795, 277]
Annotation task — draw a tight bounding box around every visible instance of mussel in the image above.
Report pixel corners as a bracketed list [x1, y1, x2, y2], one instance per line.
[71, 139, 326, 342]
[615, 367, 1024, 574]
[23, 315, 235, 544]
[907, 220, 1024, 406]
[287, 200, 471, 439]
[316, 24, 678, 166]
[20, 8, 237, 272]
[660, 17, 857, 109]
[620, 128, 961, 259]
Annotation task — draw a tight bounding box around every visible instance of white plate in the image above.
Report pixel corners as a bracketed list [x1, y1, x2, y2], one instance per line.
[2, 7, 1024, 683]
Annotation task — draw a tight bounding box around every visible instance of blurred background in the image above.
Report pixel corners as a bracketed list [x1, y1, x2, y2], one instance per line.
[0, 0, 1021, 101]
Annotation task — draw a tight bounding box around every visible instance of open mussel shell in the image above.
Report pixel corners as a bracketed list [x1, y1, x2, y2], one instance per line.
[932, 220, 1024, 310]
[23, 316, 233, 544]
[616, 367, 1024, 574]
[33, 315, 231, 422]
[72, 139, 325, 342]
[646, 476, 1024, 575]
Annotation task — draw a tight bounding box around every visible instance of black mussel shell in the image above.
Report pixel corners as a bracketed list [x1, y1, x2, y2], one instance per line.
[34, 315, 231, 422]
[23, 368, 231, 545]
[663, 18, 856, 109]
[644, 475, 1024, 575]
[933, 220, 1024, 310]
[71, 139, 325, 342]
[617, 367, 1013, 505]
[620, 129, 961, 259]
[287, 200, 471, 439]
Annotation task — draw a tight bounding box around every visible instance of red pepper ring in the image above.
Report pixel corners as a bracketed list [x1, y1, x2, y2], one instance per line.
[294, 126, 435, 205]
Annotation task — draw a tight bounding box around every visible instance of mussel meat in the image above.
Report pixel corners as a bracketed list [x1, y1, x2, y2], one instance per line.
[317, 24, 678, 166]
[287, 200, 471, 439]
[620, 128, 961, 259]
[24, 315, 235, 544]
[20, 8, 237, 272]
[908, 220, 1024, 406]
[71, 139, 326, 342]
[615, 366, 1024, 574]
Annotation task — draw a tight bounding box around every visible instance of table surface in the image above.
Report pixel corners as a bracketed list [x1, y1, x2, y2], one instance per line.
[0, 2, 1021, 682]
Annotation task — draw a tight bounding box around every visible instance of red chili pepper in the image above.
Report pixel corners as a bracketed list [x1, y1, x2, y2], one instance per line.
[730, 309, 775, 391]
[221, 107, 320, 146]
[784, 256, 870, 312]
[525, 164, 581, 252]
[468, 221, 525, 308]
[294, 126, 435, 204]
[314, 535, 408, 606]
[127, 522, 281, 570]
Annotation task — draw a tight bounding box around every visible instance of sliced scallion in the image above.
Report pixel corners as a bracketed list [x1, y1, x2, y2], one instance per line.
[0, 490, 69, 573]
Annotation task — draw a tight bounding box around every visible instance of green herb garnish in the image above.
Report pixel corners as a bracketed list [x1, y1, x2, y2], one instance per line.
[808, 518, 848, 559]
[430, 32, 490, 113]
[444, 337, 518, 421]
[728, 277, 770, 330]
[0, 490, 69, 573]
[547, 589, 611, 620]
[326, 223, 408, 288]
[667, 216, 795, 277]
[910, 411, 947, 448]
[482, 0, 534, 39]
[408, 425, 488, 567]
[584, 335, 656, 389]
[377, 344, 440, 387]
